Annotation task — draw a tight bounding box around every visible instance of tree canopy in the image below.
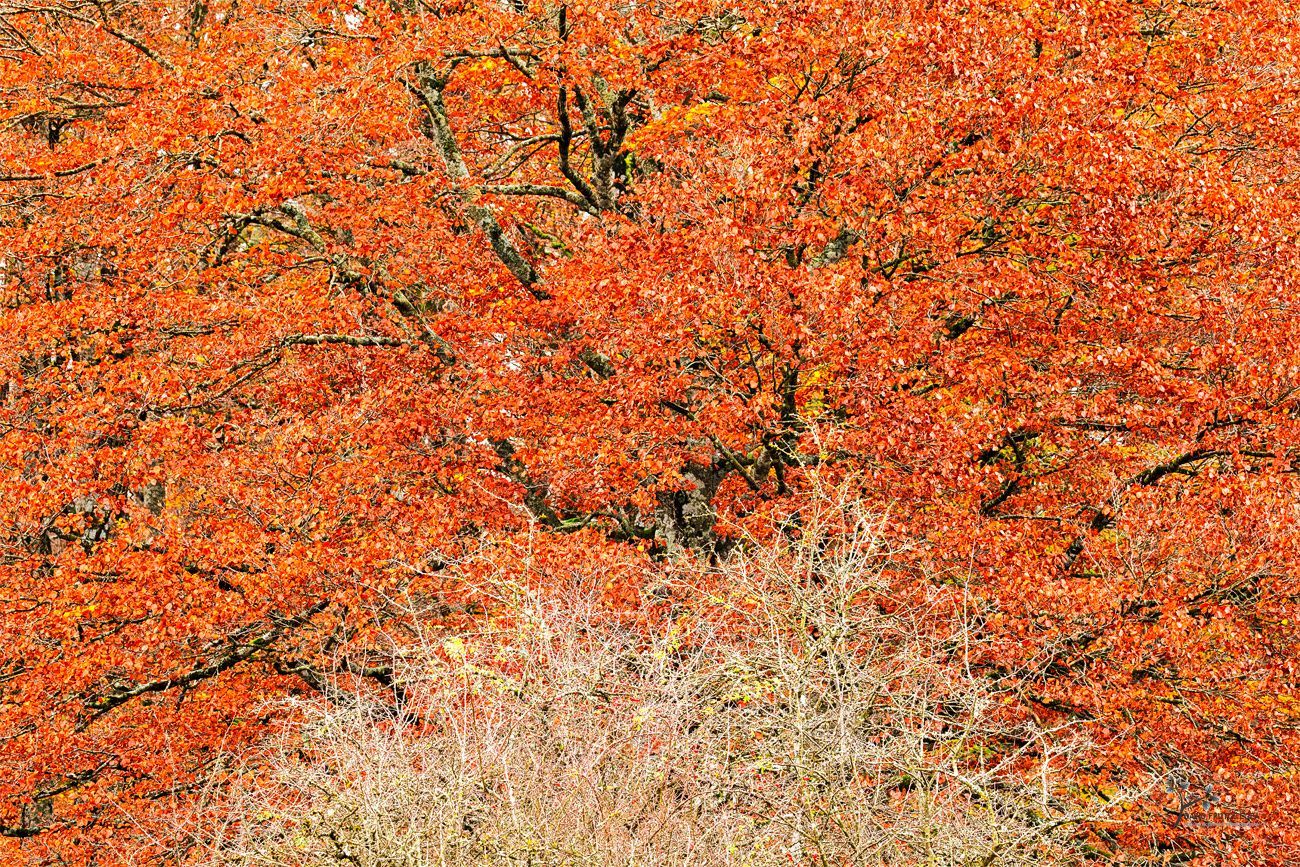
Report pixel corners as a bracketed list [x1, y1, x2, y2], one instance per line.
[1, 0, 1298, 862]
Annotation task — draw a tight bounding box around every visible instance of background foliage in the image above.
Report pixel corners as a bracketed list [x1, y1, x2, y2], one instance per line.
[1, 0, 1298, 862]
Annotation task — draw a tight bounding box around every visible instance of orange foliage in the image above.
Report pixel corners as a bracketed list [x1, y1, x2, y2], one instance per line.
[1, 0, 1298, 862]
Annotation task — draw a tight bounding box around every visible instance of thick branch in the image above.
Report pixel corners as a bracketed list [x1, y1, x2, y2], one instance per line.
[283, 333, 408, 348]
[808, 228, 860, 267]
[1130, 449, 1225, 487]
[571, 85, 607, 160]
[406, 63, 544, 295]
[483, 182, 597, 214]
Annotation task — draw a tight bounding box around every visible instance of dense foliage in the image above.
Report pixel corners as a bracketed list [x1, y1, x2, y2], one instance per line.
[1, 0, 1298, 862]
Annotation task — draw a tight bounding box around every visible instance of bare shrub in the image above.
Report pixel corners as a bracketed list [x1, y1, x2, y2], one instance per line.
[182, 498, 1127, 867]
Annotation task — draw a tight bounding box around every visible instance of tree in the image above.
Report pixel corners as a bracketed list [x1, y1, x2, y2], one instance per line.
[1, 0, 1297, 862]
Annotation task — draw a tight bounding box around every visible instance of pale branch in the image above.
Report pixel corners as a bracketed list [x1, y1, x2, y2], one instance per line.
[594, 86, 637, 208]
[578, 347, 615, 378]
[209, 205, 327, 264]
[99, 23, 176, 71]
[558, 82, 637, 212]
[781, 227, 861, 268]
[0, 12, 45, 56]
[443, 45, 539, 77]
[389, 289, 459, 365]
[272, 658, 355, 707]
[492, 438, 563, 528]
[276, 200, 328, 250]
[709, 434, 762, 492]
[483, 182, 597, 214]
[572, 85, 607, 160]
[480, 132, 564, 180]
[274, 655, 419, 718]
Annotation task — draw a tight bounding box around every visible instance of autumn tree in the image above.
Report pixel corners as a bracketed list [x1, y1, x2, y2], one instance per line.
[1, 0, 1298, 862]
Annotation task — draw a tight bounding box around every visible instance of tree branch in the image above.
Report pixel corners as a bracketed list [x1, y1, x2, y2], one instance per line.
[556, 86, 602, 210]
[0, 156, 109, 183]
[483, 182, 597, 214]
[80, 600, 329, 727]
[282, 333, 408, 348]
[90, 0, 177, 71]
[405, 62, 545, 296]
[1062, 449, 1225, 571]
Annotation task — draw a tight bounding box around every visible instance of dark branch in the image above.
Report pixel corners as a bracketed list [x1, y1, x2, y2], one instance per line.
[81, 600, 329, 727]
